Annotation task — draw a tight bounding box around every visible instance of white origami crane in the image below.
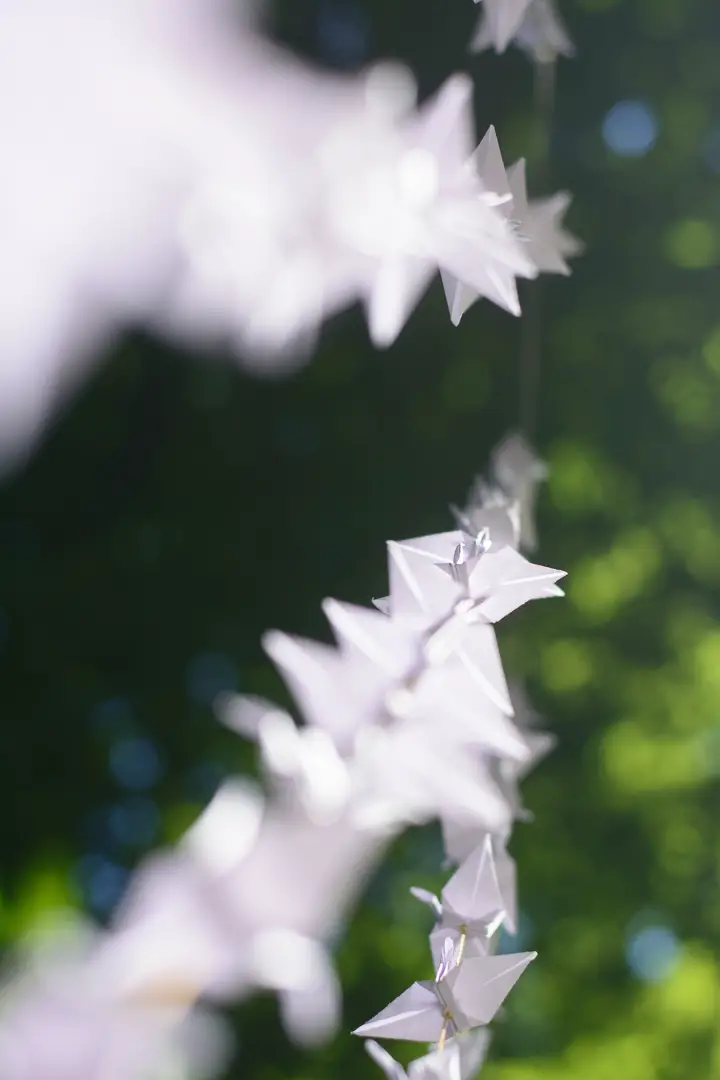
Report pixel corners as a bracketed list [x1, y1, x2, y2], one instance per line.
[345, 72, 536, 346]
[513, 0, 575, 63]
[0, 922, 227, 1080]
[451, 483, 522, 552]
[491, 729, 555, 822]
[410, 835, 506, 947]
[486, 681, 556, 822]
[218, 693, 351, 823]
[470, 0, 534, 54]
[266, 602, 529, 761]
[490, 432, 549, 552]
[452, 434, 547, 555]
[441, 827, 519, 935]
[508, 160, 583, 277]
[470, 0, 574, 62]
[365, 1030, 491, 1080]
[106, 777, 391, 1045]
[440, 124, 535, 325]
[377, 531, 565, 625]
[350, 722, 515, 834]
[352, 945, 535, 1041]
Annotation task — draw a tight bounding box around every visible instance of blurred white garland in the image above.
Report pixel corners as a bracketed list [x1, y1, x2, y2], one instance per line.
[0, 0, 578, 468]
[0, 434, 561, 1079]
[0, 3, 579, 1078]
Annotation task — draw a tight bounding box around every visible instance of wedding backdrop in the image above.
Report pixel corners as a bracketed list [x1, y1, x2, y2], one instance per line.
[0, 1, 718, 1079]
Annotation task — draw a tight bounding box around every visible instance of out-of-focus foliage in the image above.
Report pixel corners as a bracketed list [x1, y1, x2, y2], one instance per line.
[0, 0, 718, 1078]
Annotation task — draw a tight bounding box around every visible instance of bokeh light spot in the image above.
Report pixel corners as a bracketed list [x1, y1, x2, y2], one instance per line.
[663, 219, 717, 269]
[184, 760, 228, 801]
[76, 855, 129, 915]
[541, 639, 593, 694]
[91, 698, 135, 736]
[701, 326, 720, 374]
[109, 736, 163, 790]
[626, 924, 679, 982]
[316, 1, 369, 68]
[602, 101, 657, 157]
[107, 797, 159, 849]
[187, 652, 238, 706]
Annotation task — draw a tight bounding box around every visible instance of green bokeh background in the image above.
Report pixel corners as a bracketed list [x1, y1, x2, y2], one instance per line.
[1, 0, 719, 1076]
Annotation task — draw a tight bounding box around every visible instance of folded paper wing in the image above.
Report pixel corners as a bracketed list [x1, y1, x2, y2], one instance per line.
[353, 981, 445, 1042]
[388, 538, 464, 619]
[365, 1039, 408, 1080]
[449, 1030, 492, 1078]
[263, 631, 388, 753]
[322, 599, 422, 676]
[409, 887, 443, 919]
[416, 659, 522, 756]
[436, 951, 536, 1028]
[408, 1040, 463, 1080]
[467, 548, 566, 624]
[385, 536, 564, 629]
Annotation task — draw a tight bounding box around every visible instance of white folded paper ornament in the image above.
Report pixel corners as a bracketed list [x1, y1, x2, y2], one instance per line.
[411, 835, 506, 938]
[365, 1030, 491, 1080]
[352, 950, 536, 1040]
[470, 0, 535, 54]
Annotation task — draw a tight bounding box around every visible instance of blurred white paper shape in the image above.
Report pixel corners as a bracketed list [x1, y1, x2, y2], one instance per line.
[366, 1030, 491, 1080]
[441, 125, 524, 325]
[514, 0, 575, 63]
[470, 0, 534, 53]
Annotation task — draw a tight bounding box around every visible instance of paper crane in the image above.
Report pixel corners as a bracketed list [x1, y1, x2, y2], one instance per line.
[365, 1029, 491, 1080]
[352, 945, 535, 1042]
[410, 835, 507, 964]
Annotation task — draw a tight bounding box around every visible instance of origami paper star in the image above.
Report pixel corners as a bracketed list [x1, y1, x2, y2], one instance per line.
[352, 949, 535, 1040]
[366, 1030, 490, 1080]
[508, 159, 583, 277]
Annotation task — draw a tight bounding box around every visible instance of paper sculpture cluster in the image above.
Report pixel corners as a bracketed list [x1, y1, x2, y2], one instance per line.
[0, 3, 577, 1077]
[0, 435, 562, 1080]
[0, 0, 579, 469]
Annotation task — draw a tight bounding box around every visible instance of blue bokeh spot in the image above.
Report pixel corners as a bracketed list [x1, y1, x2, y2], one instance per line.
[187, 652, 238, 707]
[626, 924, 679, 981]
[109, 735, 163, 790]
[602, 100, 658, 157]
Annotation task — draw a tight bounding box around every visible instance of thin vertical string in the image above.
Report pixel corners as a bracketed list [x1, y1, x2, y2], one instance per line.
[518, 59, 556, 442]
